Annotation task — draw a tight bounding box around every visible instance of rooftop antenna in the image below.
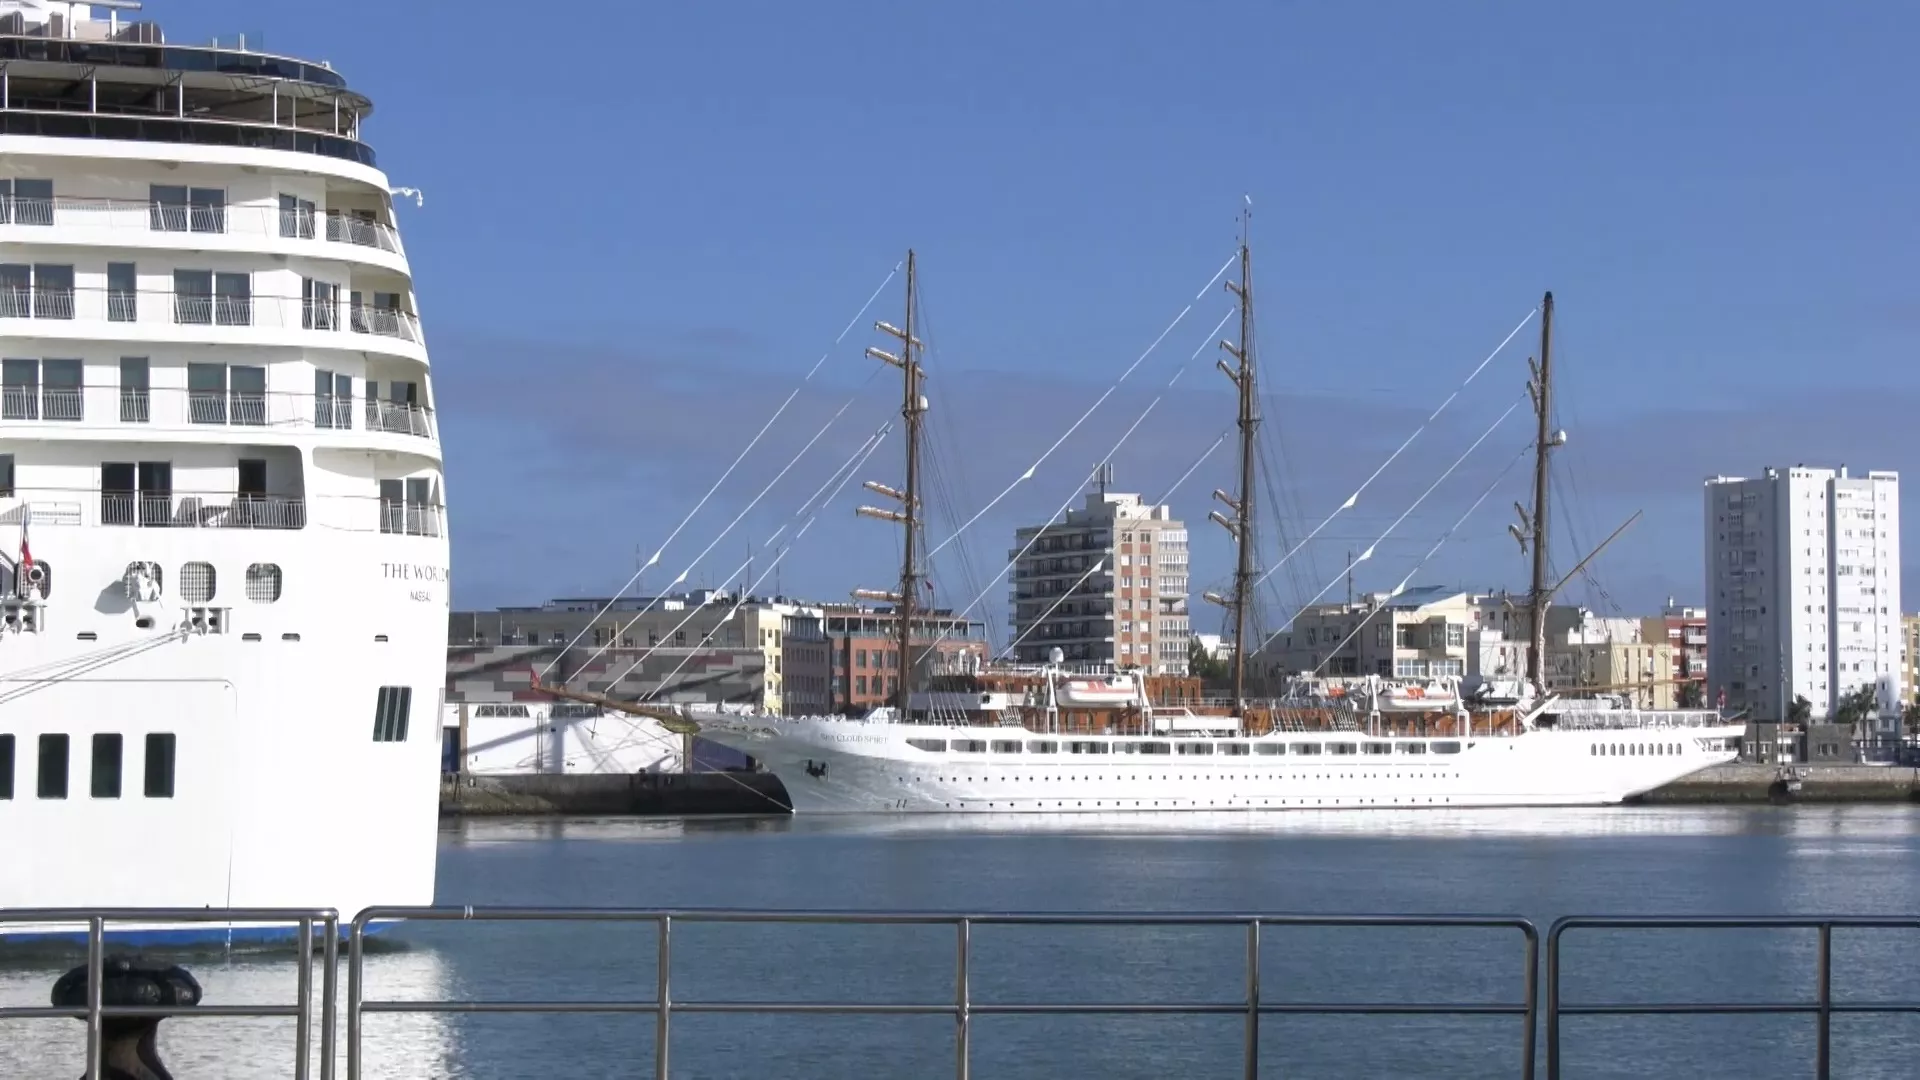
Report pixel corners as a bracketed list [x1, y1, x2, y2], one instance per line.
[1094, 461, 1115, 497]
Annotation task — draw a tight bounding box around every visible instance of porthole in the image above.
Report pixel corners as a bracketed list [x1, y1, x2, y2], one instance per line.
[180, 561, 216, 603]
[245, 562, 283, 603]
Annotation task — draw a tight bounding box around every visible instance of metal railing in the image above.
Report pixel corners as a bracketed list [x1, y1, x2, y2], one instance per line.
[1, 486, 446, 537]
[0, 384, 434, 439]
[0, 282, 424, 345]
[0, 908, 338, 1080]
[0, 195, 406, 256]
[1545, 915, 1920, 1080]
[348, 907, 1538, 1080]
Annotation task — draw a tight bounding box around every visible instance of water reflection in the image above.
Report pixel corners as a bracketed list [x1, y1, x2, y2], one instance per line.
[0, 941, 454, 1079]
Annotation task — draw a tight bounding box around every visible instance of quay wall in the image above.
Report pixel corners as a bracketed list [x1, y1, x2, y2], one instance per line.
[1635, 764, 1920, 804]
[441, 772, 791, 817]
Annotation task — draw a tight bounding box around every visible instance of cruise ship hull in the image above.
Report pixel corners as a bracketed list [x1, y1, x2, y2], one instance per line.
[701, 718, 1746, 814]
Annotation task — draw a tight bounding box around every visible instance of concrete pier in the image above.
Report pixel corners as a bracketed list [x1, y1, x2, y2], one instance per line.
[1636, 763, 1920, 804]
[441, 772, 791, 817]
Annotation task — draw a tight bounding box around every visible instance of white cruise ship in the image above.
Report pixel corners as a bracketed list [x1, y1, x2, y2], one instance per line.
[694, 243, 1748, 813]
[0, 2, 447, 941]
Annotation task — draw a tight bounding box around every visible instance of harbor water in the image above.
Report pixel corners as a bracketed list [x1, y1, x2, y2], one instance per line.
[5, 805, 1920, 1078]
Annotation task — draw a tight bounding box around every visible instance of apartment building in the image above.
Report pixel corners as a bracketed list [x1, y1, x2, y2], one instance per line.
[1904, 613, 1920, 708]
[1008, 490, 1191, 674]
[1255, 586, 1475, 681]
[1641, 603, 1708, 705]
[1705, 466, 1903, 729]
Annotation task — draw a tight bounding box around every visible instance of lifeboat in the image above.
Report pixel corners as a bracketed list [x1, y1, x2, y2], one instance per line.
[1054, 673, 1141, 707]
[1376, 681, 1461, 712]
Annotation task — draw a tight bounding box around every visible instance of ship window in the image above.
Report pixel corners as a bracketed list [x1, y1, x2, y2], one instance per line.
[1137, 741, 1171, 755]
[1026, 740, 1058, 754]
[144, 734, 176, 798]
[1431, 741, 1462, 754]
[951, 740, 986, 753]
[1329, 742, 1360, 755]
[0, 453, 11, 497]
[1289, 743, 1322, 755]
[0, 178, 53, 225]
[37, 733, 68, 799]
[1176, 742, 1214, 755]
[1362, 742, 1391, 755]
[991, 740, 1023, 754]
[180, 562, 216, 603]
[905, 739, 946, 753]
[1067, 740, 1108, 754]
[245, 563, 282, 603]
[0, 734, 12, 798]
[373, 686, 412, 742]
[1254, 743, 1285, 755]
[150, 185, 226, 233]
[1220, 742, 1250, 756]
[124, 561, 163, 598]
[1399, 742, 1428, 754]
[91, 733, 122, 799]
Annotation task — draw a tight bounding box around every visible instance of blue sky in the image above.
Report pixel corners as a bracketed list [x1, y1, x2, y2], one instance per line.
[171, 1, 1917, 639]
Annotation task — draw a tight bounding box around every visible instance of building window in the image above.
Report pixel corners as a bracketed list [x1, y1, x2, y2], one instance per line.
[180, 562, 216, 603]
[91, 733, 123, 799]
[373, 686, 413, 742]
[144, 734, 176, 798]
[150, 184, 226, 233]
[0, 734, 12, 798]
[120, 357, 150, 421]
[856, 675, 868, 695]
[37, 733, 68, 799]
[245, 563, 283, 603]
[1446, 623, 1465, 648]
[0, 178, 54, 225]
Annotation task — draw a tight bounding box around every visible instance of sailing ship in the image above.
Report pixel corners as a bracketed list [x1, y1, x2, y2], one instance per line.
[678, 234, 1746, 813]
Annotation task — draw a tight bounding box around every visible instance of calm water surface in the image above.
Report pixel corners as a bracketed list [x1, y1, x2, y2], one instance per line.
[5, 804, 1920, 1078]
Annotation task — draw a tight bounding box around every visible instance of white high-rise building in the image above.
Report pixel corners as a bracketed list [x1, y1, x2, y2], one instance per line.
[1704, 466, 1901, 731]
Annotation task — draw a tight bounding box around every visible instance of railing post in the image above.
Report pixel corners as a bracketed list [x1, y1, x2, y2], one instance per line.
[955, 918, 972, 1080]
[656, 915, 672, 1080]
[295, 917, 314, 1080]
[1521, 924, 1538, 1080]
[1544, 922, 1561, 1080]
[347, 916, 364, 1080]
[1815, 922, 1832, 1080]
[321, 915, 339, 1080]
[1243, 920, 1260, 1080]
[86, 917, 103, 1080]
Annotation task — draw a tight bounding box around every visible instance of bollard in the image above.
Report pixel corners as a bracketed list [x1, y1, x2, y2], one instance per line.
[51, 955, 202, 1080]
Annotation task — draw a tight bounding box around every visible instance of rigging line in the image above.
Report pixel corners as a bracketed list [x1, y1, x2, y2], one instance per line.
[923, 309, 1238, 655]
[922, 254, 1239, 561]
[537, 261, 901, 680]
[642, 427, 893, 701]
[1309, 442, 1531, 677]
[1249, 306, 1539, 593]
[0, 628, 190, 708]
[1152, 429, 1232, 507]
[1255, 391, 1529, 654]
[572, 355, 894, 677]
[601, 424, 891, 688]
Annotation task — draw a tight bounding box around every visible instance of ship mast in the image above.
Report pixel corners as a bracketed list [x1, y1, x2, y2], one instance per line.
[853, 251, 926, 721]
[1205, 210, 1259, 718]
[1524, 291, 1556, 692]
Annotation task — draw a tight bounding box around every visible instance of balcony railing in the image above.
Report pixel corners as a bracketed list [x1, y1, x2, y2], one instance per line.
[0, 284, 424, 345]
[4, 487, 447, 538]
[0, 195, 405, 257]
[0, 385, 436, 439]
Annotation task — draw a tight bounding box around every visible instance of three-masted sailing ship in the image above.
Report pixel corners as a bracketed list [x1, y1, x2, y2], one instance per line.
[675, 240, 1747, 813]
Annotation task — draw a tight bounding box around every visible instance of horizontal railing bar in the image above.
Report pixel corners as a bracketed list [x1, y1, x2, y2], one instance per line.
[0, 908, 336, 921]
[1554, 916, 1920, 930]
[355, 1000, 1532, 1018]
[1559, 1003, 1920, 1016]
[351, 905, 1533, 930]
[0, 1005, 305, 1021]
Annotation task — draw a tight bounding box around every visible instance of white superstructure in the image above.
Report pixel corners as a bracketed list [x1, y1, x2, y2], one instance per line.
[1705, 466, 1902, 729]
[0, 4, 448, 941]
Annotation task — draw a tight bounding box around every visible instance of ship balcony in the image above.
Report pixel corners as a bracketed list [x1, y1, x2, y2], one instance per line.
[3, 488, 446, 537]
[0, 195, 405, 266]
[0, 282, 424, 358]
[0, 385, 435, 442]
